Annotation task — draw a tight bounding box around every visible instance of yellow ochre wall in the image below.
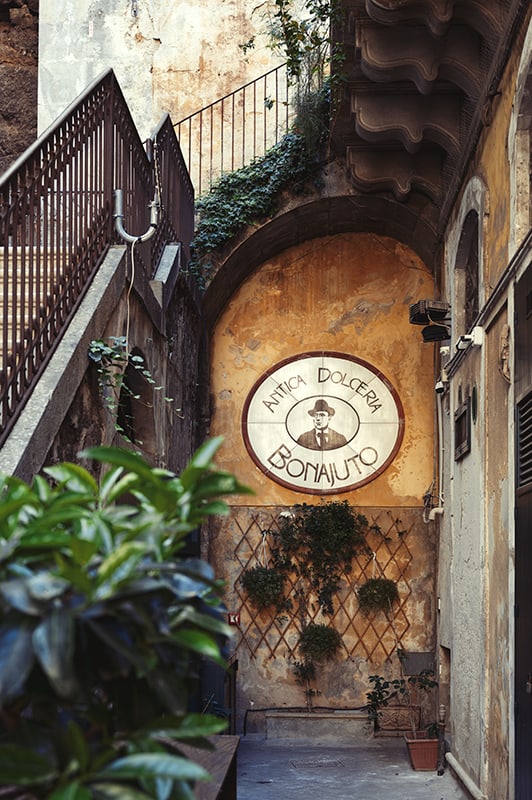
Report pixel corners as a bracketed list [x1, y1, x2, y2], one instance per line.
[208, 232, 439, 720]
[211, 233, 435, 504]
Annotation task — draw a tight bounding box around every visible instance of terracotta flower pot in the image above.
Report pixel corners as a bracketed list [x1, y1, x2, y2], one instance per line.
[404, 732, 439, 771]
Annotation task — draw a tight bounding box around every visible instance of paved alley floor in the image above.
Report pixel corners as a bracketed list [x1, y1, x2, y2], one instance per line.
[237, 737, 471, 800]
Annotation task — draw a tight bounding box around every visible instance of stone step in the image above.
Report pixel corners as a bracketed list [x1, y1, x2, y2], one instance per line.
[265, 711, 370, 743]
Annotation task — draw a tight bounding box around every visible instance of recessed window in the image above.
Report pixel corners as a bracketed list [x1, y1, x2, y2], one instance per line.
[454, 395, 471, 461]
[455, 210, 479, 334]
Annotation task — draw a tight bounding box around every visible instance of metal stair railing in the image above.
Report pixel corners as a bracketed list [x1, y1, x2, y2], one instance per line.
[175, 63, 296, 196]
[0, 69, 194, 450]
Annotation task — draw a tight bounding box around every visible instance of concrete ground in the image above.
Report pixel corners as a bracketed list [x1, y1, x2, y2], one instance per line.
[237, 736, 471, 800]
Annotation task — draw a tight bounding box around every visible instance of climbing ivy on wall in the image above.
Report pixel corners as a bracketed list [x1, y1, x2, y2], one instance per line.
[189, 1, 346, 285]
[190, 132, 317, 281]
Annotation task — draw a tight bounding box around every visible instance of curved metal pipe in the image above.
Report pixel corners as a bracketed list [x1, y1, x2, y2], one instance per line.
[113, 188, 159, 244]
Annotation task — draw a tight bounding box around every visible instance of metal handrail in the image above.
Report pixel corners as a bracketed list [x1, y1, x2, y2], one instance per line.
[0, 69, 194, 448]
[175, 63, 296, 196]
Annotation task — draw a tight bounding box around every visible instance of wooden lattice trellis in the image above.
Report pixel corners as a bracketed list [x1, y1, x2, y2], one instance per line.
[232, 509, 417, 664]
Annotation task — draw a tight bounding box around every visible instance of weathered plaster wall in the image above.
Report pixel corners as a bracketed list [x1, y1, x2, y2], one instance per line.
[438, 31, 523, 799]
[446, 348, 486, 784]
[38, 0, 278, 140]
[211, 233, 435, 506]
[485, 308, 511, 800]
[209, 232, 438, 727]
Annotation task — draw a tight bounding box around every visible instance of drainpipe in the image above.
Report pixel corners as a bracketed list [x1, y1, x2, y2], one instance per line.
[445, 753, 488, 800]
[113, 188, 159, 244]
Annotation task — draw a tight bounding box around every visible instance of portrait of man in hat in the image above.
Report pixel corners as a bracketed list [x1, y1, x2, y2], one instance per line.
[297, 398, 348, 451]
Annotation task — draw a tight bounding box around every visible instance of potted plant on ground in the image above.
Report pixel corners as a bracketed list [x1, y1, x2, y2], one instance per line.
[366, 666, 439, 770]
[366, 674, 420, 734]
[402, 670, 439, 770]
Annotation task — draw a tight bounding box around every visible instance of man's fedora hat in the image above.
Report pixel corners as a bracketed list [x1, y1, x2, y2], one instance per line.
[308, 399, 336, 416]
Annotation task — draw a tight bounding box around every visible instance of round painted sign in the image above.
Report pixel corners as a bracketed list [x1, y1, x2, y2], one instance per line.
[242, 352, 404, 494]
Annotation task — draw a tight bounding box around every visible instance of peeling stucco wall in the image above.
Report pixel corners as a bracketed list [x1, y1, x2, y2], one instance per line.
[437, 31, 522, 798]
[209, 232, 439, 728]
[38, 0, 279, 140]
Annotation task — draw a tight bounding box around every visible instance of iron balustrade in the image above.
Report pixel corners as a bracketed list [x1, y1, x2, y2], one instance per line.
[0, 69, 194, 448]
[175, 63, 295, 197]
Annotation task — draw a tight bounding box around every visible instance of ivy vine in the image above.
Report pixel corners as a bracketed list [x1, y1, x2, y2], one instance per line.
[88, 337, 179, 445]
[190, 132, 317, 281]
[269, 500, 373, 616]
[189, 2, 347, 285]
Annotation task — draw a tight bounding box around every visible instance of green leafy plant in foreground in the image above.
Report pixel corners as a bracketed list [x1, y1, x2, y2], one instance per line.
[0, 437, 251, 799]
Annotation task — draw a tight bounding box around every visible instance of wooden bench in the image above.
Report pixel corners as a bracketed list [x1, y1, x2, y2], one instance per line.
[179, 735, 240, 800]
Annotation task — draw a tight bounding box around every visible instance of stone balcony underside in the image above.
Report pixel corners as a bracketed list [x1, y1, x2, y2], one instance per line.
[337, 0, 526, 262]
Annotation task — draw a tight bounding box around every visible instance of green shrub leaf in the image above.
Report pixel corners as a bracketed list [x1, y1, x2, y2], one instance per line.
[0, 744, 56, 785]
[94, 753, 210, 782]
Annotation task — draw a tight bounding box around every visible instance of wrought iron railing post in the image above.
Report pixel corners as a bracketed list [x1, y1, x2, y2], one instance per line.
[104, 73, 116, 241]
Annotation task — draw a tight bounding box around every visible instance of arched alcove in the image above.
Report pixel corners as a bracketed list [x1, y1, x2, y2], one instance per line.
[455, 209, 480, 334]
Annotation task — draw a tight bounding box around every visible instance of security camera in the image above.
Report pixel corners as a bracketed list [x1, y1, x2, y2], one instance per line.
[455, 326, 484, 351]
[435, 379, 446, 394]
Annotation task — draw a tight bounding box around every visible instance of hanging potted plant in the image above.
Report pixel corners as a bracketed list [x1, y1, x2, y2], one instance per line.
[357, 576, 399, 615]
[240, 564, 290, 613]
[294, 622, 343, 710]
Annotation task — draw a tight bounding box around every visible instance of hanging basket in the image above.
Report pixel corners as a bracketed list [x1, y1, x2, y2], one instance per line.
[240, 564, 288, 612]
[357, 577, 399, 615]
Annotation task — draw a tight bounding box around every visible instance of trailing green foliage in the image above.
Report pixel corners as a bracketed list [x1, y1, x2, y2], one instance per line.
[88, 336, 180, 443]
[0, 438, 251, 799]
[240, 564, 289, 613]
[191, 132, 315, 279]
[270, 500, 372, 615]
[366, 670, 438, 734]
[356, 577, 399, 615]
